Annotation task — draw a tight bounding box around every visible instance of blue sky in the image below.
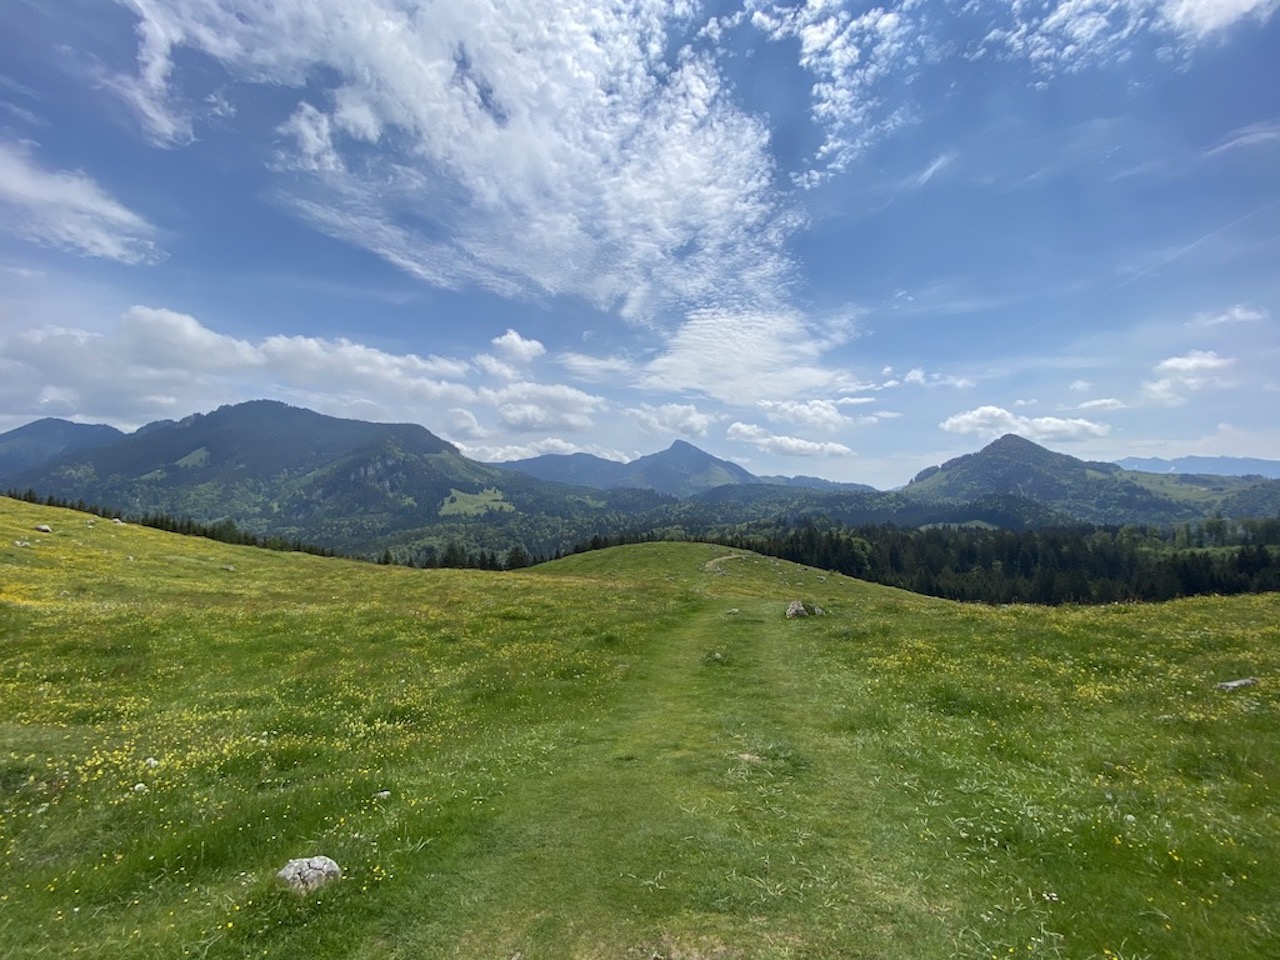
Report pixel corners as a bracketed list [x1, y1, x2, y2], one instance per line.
[1, 0, 1277, 488]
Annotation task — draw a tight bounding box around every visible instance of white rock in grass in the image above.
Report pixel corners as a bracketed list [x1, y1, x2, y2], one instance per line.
[34, 524, 52, 533]
[277, 856, 342, 894]
[785, 600, 808, 619]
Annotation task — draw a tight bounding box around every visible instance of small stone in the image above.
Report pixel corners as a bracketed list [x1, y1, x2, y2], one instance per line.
[277, 856, 342, 894]
[34, 524, 53, 534]
[785, 600, 808, 619]
[374, 790, 391, 800]
[1214, 677, 1258, 692]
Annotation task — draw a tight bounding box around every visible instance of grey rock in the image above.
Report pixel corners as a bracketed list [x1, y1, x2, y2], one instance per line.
[785, 600, 808, 619]
[1214, 677, 1258, 692]
[34, 524, 52, 534]
[277, 855, 342, 894]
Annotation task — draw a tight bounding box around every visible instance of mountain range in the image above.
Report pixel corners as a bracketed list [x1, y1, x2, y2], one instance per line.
[1113, 455, 1280, 479]
[4, 401, 1278, 558]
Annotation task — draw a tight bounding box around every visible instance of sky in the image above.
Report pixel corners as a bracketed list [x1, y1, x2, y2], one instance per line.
[1, 1, 1278, 489]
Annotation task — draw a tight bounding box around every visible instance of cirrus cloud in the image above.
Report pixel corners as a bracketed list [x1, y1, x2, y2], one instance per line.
[0, 141, 163, 264]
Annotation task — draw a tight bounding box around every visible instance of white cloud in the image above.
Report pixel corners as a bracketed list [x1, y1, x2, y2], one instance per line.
[1188, 303, 1269, 326]
[626, 402, 718, 438]
[462, 436, 630, 464]
[558, 352, 636, 383]
[757, 399, 850, 430]
[480, 381, 605, 432]
[1143, 349, 1235, 405]
[473, 353, 519, 380]
[940, 405, 1111, 441]
[446, 407, 488, 440]
[980, 0, 1277, 72]
[1162, 0, 1279, 36]
[748, 1, 917, 181]
[0, 306, 474, 422]
[112, 0, 796, 320]
[643, 307, 858, 403]
[491, 329, 545, 363]
[1069, 379, 1092, 392]
[1155, 349, 1234, 372]
[910, 152, 956, 189]
[1076, 397, 1127, 410]
[1204, 118, 1280, 157]
[899, 367, 975, 389]
[727, 422, 854, 457]
[0, 141, 163, 264]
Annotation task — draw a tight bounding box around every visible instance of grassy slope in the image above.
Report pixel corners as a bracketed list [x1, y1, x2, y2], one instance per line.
[1, 497, 1277, 959]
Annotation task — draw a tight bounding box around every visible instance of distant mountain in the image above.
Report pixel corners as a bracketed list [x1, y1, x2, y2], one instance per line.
[0, 418, 124, 482]
[499, 441, 875, 497]
[1114, 455, 1280, 479]
[499, 439, 758, 497]
[904, 434, 1280, 525]
[10, 400, 680, 557]
[12, 405, 1280, 561]
[756, 474, 877, 493]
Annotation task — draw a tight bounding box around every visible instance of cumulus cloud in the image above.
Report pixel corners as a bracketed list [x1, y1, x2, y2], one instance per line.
[1155, 349, 1234, 372]
[473, 353, 519, 380]
[491, 329, 546, 363]
[727, 422, 854, 457]
[1143, 349, 1236, 405]
[939, 405, 1111, 441]
[0, 141, 163, 264]
[626, 402, 718, 438]
[461, 436, 630, 464]
[757, 399, 850, 431]
[0, 306, 474, 423]
[480, 381, 605, 432]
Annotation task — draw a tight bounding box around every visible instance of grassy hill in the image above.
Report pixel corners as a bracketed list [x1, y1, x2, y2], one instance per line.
[2, 496, 1277, 959]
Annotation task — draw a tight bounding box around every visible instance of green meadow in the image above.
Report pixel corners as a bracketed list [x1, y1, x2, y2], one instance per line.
[1, 496, 1277, 959]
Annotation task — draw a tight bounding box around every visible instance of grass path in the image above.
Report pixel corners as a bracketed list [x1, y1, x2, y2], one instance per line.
[403, 550, 952, 958]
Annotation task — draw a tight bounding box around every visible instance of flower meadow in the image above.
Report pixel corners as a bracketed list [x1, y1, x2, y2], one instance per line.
[1, 497, 1277, 958]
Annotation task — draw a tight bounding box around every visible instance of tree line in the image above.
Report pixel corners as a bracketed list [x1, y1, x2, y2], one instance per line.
[699, 521, 1280, 604]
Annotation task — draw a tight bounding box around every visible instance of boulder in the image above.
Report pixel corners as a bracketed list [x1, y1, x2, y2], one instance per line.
[785, 600, 808, 619]
[277, 855, 342, 894]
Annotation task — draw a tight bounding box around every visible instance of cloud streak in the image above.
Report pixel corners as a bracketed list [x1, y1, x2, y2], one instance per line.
[0, 141, 163, 264]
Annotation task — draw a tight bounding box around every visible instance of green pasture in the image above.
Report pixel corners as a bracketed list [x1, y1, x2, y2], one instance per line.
[1, 498, 1276, 958]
